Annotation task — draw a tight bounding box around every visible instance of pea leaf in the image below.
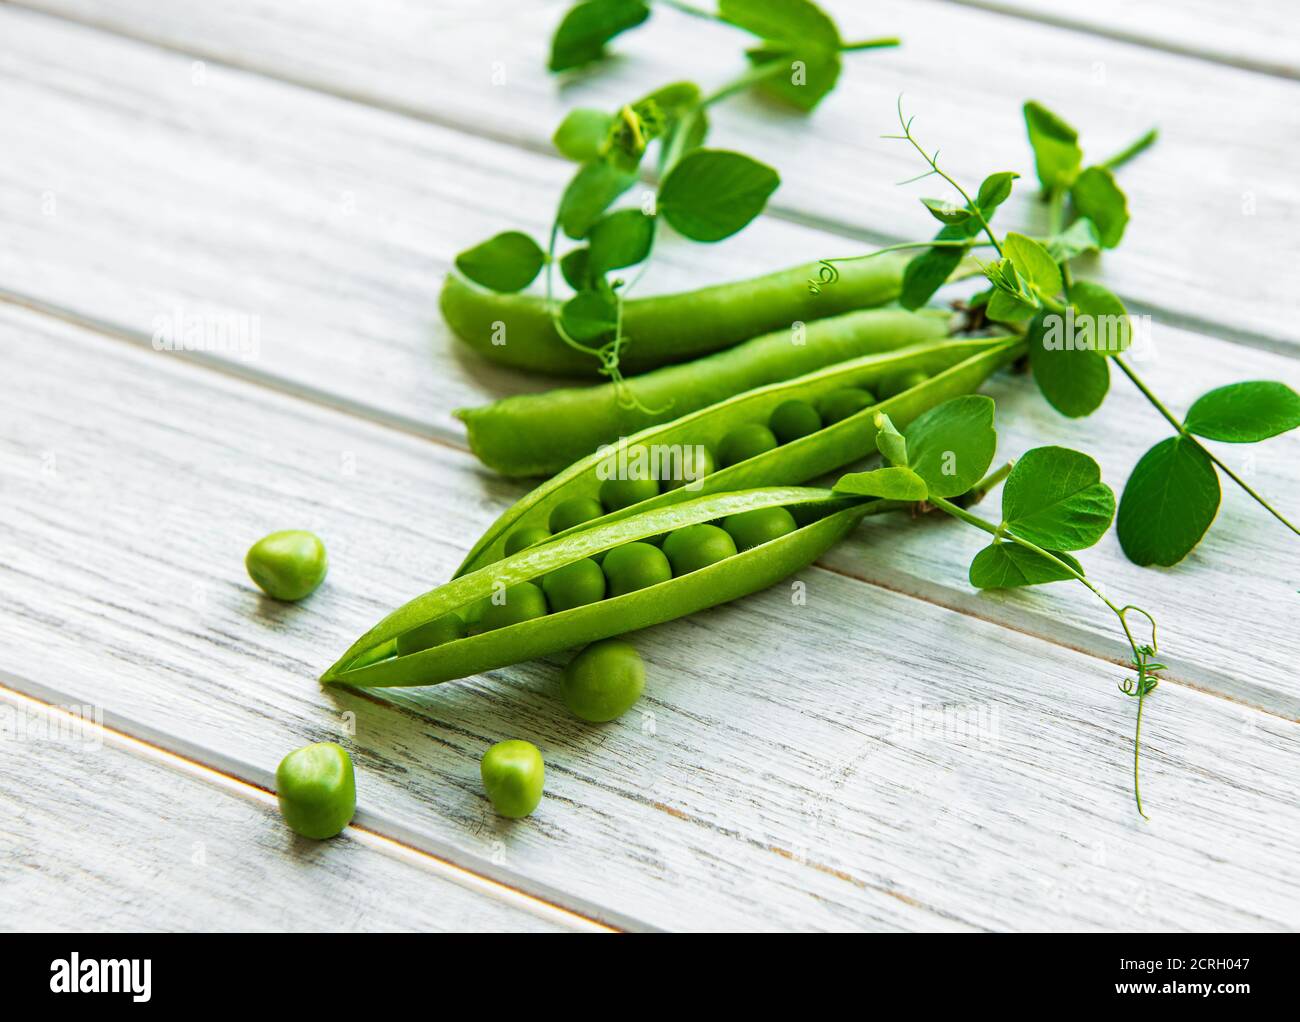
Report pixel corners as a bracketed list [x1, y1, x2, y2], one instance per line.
[921, 198, 972, 226]
[873, 412, 908, 468]
[1023, 101, 1082, 192]
[903, 395, 997, 498]
[636, 81, 708, 155]
[658, 150, 779, 242]
[969, 542, 1083, 589]
[1047, 217, 1102, 261]
[549, 0, 651, 72]
[553, 108, 613, 163]
[1003, 232, 1062, 296]
[976, 171, 1018, 216]
[558, 160, 637, 239]
[560, 247, 593, 291]
[1070, 280, 1131, 354]
[454, 231, 546, 293]
[587, 209, 654, 272]
[987, 287, 1038, 324]
[1071, 166, 1129, 248]
[1028, 311, 1110, 418]
[1001, 446, 1115, 550]
[1117, 436, 1220, 566]
[833, 466, 928, 501]
[720, 0, 842, 111]
[899, 221, 981, 310]
[1183, 381, 1300, 443]
[560, 288, 619, 342]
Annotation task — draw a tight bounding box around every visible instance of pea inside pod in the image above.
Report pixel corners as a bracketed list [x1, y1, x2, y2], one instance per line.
[323, 486, 875, 689]
[456, 336, 1024, 579]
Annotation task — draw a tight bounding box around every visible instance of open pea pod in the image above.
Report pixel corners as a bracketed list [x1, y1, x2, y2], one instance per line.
[322, 486, 873, 688]
[457, 335, 1025, 577]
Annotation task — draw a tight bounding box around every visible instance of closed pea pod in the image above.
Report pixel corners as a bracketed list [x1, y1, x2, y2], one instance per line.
[456, 306, 951, 477]
[457, 335, 1024, 578]
[440, 254, 912, 378]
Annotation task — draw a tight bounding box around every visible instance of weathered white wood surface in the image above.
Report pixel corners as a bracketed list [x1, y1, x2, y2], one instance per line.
[947, 0, 1300, 78]
[0, 687, 577, 932]
[10, 0, 1300, 346]
[2, 305, 1298, 931]
[1, 4, 1295, 713]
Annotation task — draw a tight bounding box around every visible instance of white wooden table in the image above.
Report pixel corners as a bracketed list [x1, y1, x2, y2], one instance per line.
[2, 0, 1297, 932]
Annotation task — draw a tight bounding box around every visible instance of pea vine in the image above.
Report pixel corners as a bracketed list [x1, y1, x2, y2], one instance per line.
[819, 100, 1300, 567]
[452, 0, 896, 395]
[835, 395, 1163, 818]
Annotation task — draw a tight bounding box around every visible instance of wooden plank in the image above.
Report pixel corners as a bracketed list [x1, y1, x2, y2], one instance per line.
[0, 685, 576, 932]
[946, 0, 1300, 79]
[2, 303, 1297, 931]
[11, 0, 1300, 347]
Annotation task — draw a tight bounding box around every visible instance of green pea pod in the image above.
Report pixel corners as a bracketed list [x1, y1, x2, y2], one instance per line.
[440, 254, 910, 378]
[322, 487, 872, 688]
[457, 307, 951, 476]
[457, 335, 1025, 577]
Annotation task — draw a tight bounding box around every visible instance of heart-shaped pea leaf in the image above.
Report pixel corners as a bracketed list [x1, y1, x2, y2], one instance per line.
[1023, 101, 1082, 193]
[1003, 232, 1062, 296]
[658, 150, 779, 242]
[553, 108, 614, 162]
[1028, 311, 1110, 417]
[549, 0, 651, 72]
[1183, 381, 1300, 443]
[903, 395, 997, 499]
[976, 171, 1019, 216]
[454, 232, 546, 293]
[560, 247, 593, 291]
[558, 160, 638, 239]
[561, 288, 619, 342]
[587, 209, 654, 272]
[1117, 436, 1220, 566]
[969, 542, 1082, 589]
[1001, 446, 1115, 550]
[1071, 165, 1129, 248]
[834, 466, 928, 501]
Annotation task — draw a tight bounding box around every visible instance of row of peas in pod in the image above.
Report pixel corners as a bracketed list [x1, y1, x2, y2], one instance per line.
[392, 383, 895, 658]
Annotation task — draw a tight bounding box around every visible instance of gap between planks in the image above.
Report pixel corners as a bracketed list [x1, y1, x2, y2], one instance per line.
[9, 0, 1299, 360]
[4, 289, 1288, 723]
[0, 672, 625, 933]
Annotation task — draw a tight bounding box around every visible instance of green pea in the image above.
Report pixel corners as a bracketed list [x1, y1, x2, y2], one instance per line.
[481, 739, 545, 818]
[480, 581, 549, 631]
[395, 613, 466, 656]
[662, 524, 737, 575]
[276, 742, 356, 840]
[661, 445, 715, 491]
[768, 399, 822, 444]
[542, 558, 606, 612]
[818, 386, 877, 425]
[602, 542, 672, 596]
[561, 638, 645, 723]
[548, 496, 604, 534]
[717, 423, 778, 468]
[245, 530, 328, 601]
[722, 506, 798, 551]
[504, 526, 551, 556]
[599, 475, 660, 512]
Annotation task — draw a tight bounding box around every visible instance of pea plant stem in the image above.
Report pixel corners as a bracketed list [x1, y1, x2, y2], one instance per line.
[1113, 356, 1300, 536]
[841, 37, 901, 51]
[1101, 128, 1159, 172]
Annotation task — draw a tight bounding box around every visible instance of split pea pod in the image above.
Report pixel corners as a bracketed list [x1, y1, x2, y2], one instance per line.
[457, 307, 952, 477]
[440, 253, 910, 378]
[456, 335, 1025, 578]
[322, 486, 875, 688]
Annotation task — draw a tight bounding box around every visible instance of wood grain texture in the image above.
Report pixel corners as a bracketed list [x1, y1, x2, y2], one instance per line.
[2, 303, 1297, 931]
[0, 687, 572, 932]
[11, 0, 1300, 347]
[945, 0, 1300, 78]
